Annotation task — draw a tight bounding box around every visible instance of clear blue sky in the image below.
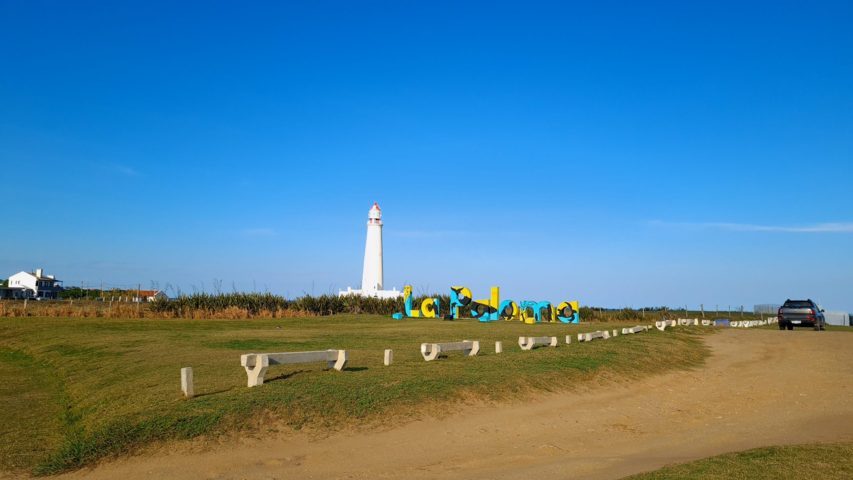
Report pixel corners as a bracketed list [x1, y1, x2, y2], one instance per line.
[2, 1, 851, 311]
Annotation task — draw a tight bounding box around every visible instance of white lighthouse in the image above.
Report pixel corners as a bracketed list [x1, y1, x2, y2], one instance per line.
[362, 202, 384, 291]
[339, 202, 402, 299]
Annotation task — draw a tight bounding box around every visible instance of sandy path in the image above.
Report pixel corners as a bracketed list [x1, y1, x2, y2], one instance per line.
[56, 329, 853, 480]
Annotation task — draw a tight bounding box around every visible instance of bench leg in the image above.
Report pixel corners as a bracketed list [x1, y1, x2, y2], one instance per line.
[424, 345, 441, 361]
[330, 350, 347, 371]
[465, 340, 480, 356]
[243, 354, 269, 387]
[421, 344, 439, 361]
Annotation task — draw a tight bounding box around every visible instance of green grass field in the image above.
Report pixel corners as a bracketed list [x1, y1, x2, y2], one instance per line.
[0, 315, 710, 475]
[624, 443, 853, 479]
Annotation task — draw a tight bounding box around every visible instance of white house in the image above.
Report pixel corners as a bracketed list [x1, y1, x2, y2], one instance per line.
[6, 268, 63, 299]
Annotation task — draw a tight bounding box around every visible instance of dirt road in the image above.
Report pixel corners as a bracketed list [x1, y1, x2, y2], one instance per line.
[58, 329, 853, 480]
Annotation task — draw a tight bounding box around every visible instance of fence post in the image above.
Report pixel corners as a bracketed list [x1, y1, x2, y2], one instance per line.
[181, 367, 194, 398]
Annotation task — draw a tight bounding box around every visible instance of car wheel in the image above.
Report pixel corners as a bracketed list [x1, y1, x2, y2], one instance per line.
[787, 324, 794, 330]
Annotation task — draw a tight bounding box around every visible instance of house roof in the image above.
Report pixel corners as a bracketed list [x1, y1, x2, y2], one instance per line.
[34, 275, 60, 281]
[19, 271, 61, 282]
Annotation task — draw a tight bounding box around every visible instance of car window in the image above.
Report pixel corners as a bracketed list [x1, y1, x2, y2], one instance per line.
[783, 301, 813, 308]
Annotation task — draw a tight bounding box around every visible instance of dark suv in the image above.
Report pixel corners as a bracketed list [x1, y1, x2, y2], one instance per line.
[778, 299, 826, 331]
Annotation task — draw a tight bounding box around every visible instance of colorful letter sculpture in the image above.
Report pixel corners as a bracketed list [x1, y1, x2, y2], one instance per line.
[555, 301, 580, 324]
[470, 287, 500, 322]
[517, 301, 552, 324]
[398, 284, 579, 324]
[499, 300, 519, 321]
[403, 285, 441, 318]
[449, 286, 472, 319]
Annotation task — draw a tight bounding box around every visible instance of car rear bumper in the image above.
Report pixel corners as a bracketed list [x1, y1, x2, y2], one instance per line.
[780, 319, 819, 327]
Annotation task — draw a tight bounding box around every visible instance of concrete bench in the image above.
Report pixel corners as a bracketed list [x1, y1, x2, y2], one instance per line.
[655, 320, 668, 331]
[241, 350, 347, 387]
[741, 320, 762, 328]
[701, 320, 711, 326]
[578, 330, 610, 342]
[420, 340, 480, 361]
[518, 336, 558, 351]
[622, 325, 646, 334]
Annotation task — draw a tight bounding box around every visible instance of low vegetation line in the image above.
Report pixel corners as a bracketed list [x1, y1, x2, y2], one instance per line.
[0, 293, 766, 322]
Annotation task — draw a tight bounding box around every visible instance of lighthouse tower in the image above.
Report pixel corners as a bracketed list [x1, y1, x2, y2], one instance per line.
[338, 202, 402, 299]
[361, 202, 384, 292]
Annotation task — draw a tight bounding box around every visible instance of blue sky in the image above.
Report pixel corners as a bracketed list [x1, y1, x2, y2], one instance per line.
[2, 1, 851, 311]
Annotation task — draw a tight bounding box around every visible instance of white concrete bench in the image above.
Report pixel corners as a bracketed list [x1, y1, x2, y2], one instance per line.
[655, 320, 668, 331]
[622, 325, 645, 334]
[743, 320, 762, 328]
[241, 350, 347, 387]
[420, 340, 480, 361]
[518, 336, 558, 350]
[701, 320, 711, 326]
[578, 330, 610, 342]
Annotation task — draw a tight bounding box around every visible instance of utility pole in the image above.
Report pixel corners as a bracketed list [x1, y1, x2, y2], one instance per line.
[701, 304, 704, 318]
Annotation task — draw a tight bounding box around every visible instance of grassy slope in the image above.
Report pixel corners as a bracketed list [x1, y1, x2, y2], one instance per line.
[624, 443, 853, 479]
[0, 350, 69, 471]
[0, 315, 710, 475]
